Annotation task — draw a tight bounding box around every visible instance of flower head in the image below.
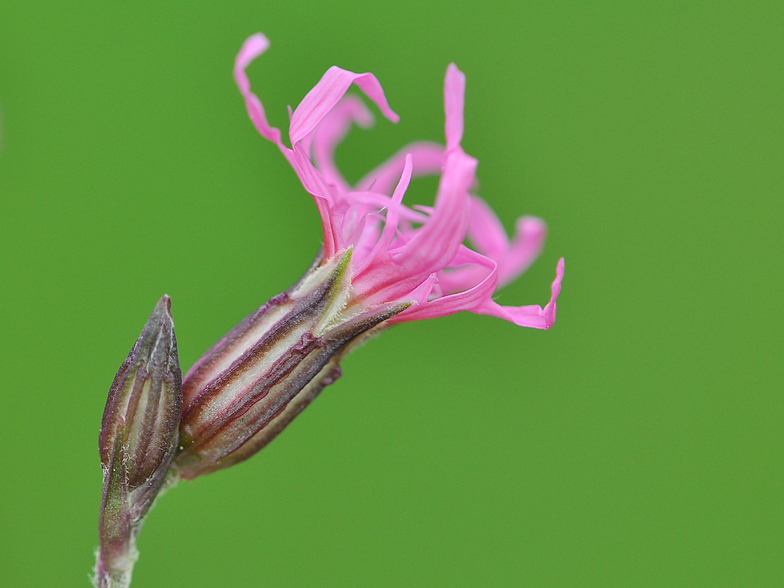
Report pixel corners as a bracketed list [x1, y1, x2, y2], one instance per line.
[170, 34, 565, 480]
[235, 33, 564, 330]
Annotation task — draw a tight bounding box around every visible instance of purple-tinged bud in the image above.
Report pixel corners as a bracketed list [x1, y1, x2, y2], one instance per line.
[172, 250, 409, 479]
[95, 295, 182, 588]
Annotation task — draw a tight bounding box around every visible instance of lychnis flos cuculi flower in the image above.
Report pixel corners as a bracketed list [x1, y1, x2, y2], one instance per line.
[95, 33, 564, 587]
[171, 32, 564, 478]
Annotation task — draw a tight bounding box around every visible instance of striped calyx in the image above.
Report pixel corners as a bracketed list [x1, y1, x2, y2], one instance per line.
[173, 250, 409, 479]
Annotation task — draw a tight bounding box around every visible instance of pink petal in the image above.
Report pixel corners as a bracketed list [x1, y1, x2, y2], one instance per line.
[437, 264, 492, 295]
[345, 191, 429, 224]
[478, 257, 564, 329]
[404, 273, 439, 308]
[393, 150, 475, 272]
[311, 95, 374, 191]
[356, 154, 414, 273]
[498, 216, 547, 287]
[234, 34, 268, 93]
[234, 34, 343, 257]
[355, 141, 445, 194]
[465, 197, 548, 288]
[390, 247, 497, 323]
[289, 66, 399, 145]
[290, 144, 343, 256]
[234, 34, 286, 149]
[353, 150, 476, 305]
[466, 196, 510, 261]
[352, 214, 382, 261]
[444, 63, 466, 152]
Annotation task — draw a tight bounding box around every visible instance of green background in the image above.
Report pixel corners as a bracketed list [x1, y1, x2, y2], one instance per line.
[1, 1, 781, 586]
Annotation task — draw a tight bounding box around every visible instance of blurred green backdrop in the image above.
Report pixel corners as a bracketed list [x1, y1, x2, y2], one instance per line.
[1, 1, 781, 586]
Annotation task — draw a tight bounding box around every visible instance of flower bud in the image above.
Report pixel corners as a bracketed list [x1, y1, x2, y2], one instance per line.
[172, 250, 409, 479]
[95, 295, 182, 588]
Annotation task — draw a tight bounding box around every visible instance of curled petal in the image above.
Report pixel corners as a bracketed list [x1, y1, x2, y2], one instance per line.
[499, 216, 547, 286]
[290, 66, 398, 145]
[234, 34, 286, 149]
[234, 34, 269, 93]
[467, 196, 510, 260]
[478, 257, 564, 329]
[466, 197, 548, 288]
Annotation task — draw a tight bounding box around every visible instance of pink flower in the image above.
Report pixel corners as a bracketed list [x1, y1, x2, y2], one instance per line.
[170, 34, 566, 480]
[235, 33, 564, 330]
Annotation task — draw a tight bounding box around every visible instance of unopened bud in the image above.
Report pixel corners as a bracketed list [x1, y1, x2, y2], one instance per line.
[95, 295, 182, 588]
[172, 250, 409, 479]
